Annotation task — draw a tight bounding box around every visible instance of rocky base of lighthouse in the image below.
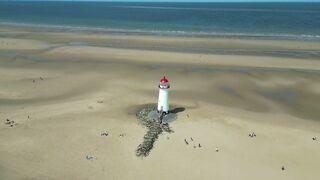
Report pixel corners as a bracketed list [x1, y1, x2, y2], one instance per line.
[135, 105, 175, 157]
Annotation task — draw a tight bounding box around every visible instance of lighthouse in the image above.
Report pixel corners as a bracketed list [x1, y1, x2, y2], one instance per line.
[157, 76, 170, 115]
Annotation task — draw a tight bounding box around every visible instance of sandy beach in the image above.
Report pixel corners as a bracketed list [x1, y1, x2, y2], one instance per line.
[1, 25, 320, 180]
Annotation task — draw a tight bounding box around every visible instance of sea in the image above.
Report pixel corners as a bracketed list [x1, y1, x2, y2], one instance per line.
[0, 1, 320, 40]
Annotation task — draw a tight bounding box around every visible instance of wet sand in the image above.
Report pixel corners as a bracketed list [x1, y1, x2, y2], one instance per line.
[0, 25, 320, 180]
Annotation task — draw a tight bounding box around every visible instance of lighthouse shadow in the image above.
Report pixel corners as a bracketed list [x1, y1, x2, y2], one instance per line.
[169, 107, 185, 114]
[160, 107, 185, 123]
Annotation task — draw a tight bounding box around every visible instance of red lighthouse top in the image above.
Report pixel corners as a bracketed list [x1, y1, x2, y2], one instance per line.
[160, 76, 169, 83]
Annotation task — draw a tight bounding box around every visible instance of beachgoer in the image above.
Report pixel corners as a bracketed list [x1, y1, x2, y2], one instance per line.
[184, 139, 189, 145]
[101, 132, 108, 136]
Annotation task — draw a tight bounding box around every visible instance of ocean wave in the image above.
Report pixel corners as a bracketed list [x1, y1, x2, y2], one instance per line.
[1, 21, 320, 41]
[109, 5, 320, 14]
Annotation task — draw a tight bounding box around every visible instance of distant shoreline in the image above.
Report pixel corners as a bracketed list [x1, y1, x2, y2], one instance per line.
[1, 22, 320, 41]
[1, 23, 320, 60]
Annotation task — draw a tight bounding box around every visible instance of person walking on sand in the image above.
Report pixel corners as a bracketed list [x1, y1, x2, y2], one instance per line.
[184, 139, 189, 145]
[252, 132, 256, 137]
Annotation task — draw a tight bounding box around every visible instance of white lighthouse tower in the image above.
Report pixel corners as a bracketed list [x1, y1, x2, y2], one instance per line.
[157, 76, 170, 114]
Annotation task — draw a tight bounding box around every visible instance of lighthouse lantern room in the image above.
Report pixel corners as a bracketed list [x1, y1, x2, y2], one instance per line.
[157, 76, 170, 114]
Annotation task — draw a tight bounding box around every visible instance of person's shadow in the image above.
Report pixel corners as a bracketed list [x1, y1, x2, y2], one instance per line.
[169, 107, 185, 114]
